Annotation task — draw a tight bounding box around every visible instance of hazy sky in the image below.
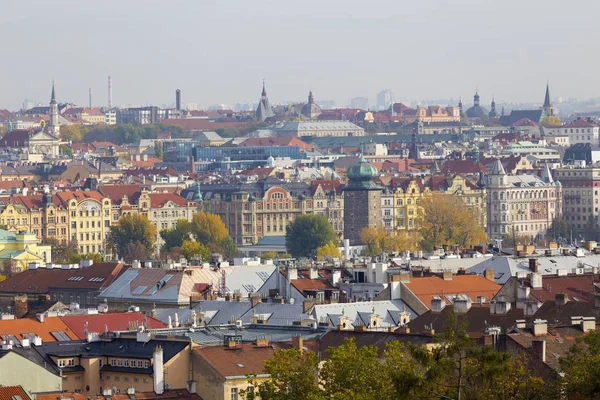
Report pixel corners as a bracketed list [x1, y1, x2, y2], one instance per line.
[2, 0, 599, 110]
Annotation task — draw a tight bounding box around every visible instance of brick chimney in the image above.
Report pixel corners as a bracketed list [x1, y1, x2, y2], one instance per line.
[189, 156, 195, 175]
[13, 295, 28, 318]
[255, 336, 269, 347]
[291, 335, 304, 354]
[529, 258, 538, 273]
[442, 270, 452, 281]
[484, 268, 495, 282]
[250, 296, 262, 308]
[532, 339, 546, 363]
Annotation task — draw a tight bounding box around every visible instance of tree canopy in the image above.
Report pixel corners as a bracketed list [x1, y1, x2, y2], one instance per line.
[108, 214, 157, 261]
[285, 214, 338, 258]
[418, 193, 487, 251]
[180, 240, 210, 261]
[316, 241, 341, 260]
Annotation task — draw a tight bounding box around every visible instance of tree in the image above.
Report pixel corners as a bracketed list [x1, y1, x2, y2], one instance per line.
[245, 349, 322, 400]
[60, 124, 85, 142]
[1, 259, 15, 278]
[359, 226, 395, 257]
[285, 214, 338, 258]
[154, 140, 163, 158]
[560, 330, 600, 398]
[261, 251, 278, 260]
[192, 211, 229, 244]
[548, 217, 571, 243]
[60, 144, 74, 158]
[316, 241, 341, 260]
[541, 115, 561, 127]
[180, 240, 210, 261]
[219, 236, 239, 258]
[108, 214, 157, 259]
[159, 219, 193, 252]
[45, 237, 79, 264]
[418, 193, 487, 251]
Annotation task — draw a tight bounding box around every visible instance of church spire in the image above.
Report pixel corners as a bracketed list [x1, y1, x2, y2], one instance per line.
[308, 90, 314, 104]
[261, 79, 267, 98]
[543, 82, 551, 108]
[50, 81, 56, 105]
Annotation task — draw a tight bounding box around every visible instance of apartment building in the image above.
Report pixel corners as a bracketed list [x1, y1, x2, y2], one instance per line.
[553, 165, 600, 230]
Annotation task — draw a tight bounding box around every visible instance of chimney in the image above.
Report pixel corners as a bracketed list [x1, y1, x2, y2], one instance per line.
[484, 268, 495, 282]
[442, 270, 453, 280]
[189, 156, 195, 175]
[309, 267, 319, 280]
[453, 296, 472, 314]
[13, 295, 28, 318]
[529, 258, 538, 273]
[303, 298, 316, 313]
[533, 319, 548, 336]
[530, 272, 542, 290]
[153, 345, 164, 395]
[524, 300, 539, 316]
[431, 297, 446, 312]
[291, 335, 304, 354]
[250, 295, 262, 308]
[255, 336, 269, 347]
[582, 317, 596, 332]
[555, 293, 568, 306]
[287, 267, 298, 281]
[532, 339, 546, 363]
[329, 270, 341, 287]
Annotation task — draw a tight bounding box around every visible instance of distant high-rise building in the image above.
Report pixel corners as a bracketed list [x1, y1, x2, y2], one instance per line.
[255, 81, 274, 121]
[176, 89, 181, 111]
[350, 97, 369, 110]
[108, 76, 113, 109]
[376, 89, 393, 111]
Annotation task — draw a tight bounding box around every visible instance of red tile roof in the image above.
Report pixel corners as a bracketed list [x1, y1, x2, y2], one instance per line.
[441, 160, 487, 175]
[511, 118, 539, 127]
[310, 179, 343, 195]
[0, 386, 30, 400]
[98, 184, 141, 204]
[530, 274, 600, 304]
[148, 192, 190, 208]
[0, 316, 79, 342]
[60, 312, 166, 339]
[563, 118, 599, 128]
[403, 275, 501, 309]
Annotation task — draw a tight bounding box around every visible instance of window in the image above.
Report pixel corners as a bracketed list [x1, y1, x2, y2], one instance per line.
[231, 388, 238, 400]
[138, 360, 143, 368]
[144, 361, 150, 368]
[68, 359, 75, 366]
[58, 359, 66, 367]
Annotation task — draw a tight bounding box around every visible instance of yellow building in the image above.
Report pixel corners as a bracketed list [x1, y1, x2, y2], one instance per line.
[0, 230, 51, 273]
[0, 190, 112, 255]
[391, 178, 429, 231]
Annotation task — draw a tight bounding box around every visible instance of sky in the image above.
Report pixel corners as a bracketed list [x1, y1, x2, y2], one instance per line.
[2, 0, 599, 110]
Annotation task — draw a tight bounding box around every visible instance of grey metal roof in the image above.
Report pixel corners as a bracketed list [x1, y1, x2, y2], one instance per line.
[278, 121, 364, 132]
[310, 300, 416, 328]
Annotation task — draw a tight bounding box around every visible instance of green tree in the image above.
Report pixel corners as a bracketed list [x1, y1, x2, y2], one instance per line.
[60, 144, 74, 158]
[159, 219, 193, 252]
[108, 214, 157, 259]
[180, 240, 210, 261]
[154, 140, 163, 158]
[261, 251, 278, 260]
[285, 214, 337, 258]
[219, 236, 239, 258]
[560, 330, 600, 399]
[245, 349, 322, 400]
[548, 217, 572, 243]
[44, 237, 79, 264]
[359, 226, 395, 257]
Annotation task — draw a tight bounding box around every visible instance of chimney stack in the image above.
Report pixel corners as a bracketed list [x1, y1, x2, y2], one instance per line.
[108, 76, 113, 109]
[291, 335, 304, 354]
[529, 258, 538, 273]
[532, 339, 546, 363]
[484, 268, 495, 282]
[153, 345, 164, 395]
[533, 319, 548, 336]
[555, 293, 568, 306]
[189, 156, 195, 175]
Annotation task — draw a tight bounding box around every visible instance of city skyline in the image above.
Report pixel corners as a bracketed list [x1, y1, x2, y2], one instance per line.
[2, 0, 600, 110]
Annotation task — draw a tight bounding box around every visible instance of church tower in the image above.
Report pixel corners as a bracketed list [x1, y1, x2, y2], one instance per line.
[48, 82, 60, 134]
[488, 97, 497, 118]
[255, 80, 274, 121]
[542, 83, 554, 117]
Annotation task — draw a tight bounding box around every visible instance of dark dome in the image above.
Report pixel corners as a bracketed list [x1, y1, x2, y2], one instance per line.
[466, 105, 489, 119]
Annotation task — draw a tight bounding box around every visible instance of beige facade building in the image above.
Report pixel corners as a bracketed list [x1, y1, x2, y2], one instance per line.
[486, 161, 562, 240]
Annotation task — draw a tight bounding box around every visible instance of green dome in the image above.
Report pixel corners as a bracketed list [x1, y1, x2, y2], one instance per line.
[347, 155, 378, 181]
[344, 155, 382, 191]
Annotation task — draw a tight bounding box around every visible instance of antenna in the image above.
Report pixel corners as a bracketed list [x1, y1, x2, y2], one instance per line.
[89, 88, 92, 108]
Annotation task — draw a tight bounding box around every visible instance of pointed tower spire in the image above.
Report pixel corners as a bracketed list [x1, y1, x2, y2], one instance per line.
[50, 81, 57, 105]
[261, 79, 267, 98]
[308, 90, 314, 104]
[543, 82, 551, 108]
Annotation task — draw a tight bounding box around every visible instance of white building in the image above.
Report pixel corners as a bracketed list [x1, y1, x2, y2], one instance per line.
[560, 118, 600, 145]
[487, 161, 562, 240]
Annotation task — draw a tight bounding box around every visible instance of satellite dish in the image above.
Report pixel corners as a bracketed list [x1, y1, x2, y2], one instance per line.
[289, 298, 295, 305]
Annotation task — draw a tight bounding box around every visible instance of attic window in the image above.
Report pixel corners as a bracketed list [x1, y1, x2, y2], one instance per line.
[556, 337, 563, 343]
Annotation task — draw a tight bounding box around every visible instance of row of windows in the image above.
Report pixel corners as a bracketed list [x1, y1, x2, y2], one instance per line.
[110, 358, 150, 368]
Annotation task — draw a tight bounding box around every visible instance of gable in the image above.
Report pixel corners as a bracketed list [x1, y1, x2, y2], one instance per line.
[30, 131, 58, 142]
